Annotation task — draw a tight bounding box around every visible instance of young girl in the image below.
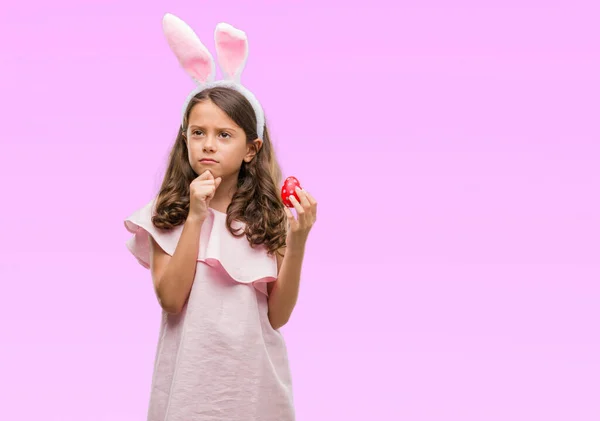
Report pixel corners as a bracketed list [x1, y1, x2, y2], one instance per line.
[124, 14, 316, 421]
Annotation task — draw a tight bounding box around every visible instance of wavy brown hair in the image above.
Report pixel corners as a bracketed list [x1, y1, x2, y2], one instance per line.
[151, 87, 287, 256]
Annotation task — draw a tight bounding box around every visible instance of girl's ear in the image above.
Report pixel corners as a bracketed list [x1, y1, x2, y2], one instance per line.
[181, 130, 190, 147]
[163, 13, 216, 84]
[244, 138, 263, 162]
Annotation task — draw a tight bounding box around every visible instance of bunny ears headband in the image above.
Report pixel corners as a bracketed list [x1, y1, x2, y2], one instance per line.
[162, 13, 265, 139]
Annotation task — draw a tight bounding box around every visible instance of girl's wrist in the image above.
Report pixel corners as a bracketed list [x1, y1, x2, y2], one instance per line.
[285, 239, 307, 256]
[186, 212, 206, 226]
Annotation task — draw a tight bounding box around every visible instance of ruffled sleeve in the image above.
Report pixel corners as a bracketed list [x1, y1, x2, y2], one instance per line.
[124, 199, 183, 269]
[124, 199, 278, 295]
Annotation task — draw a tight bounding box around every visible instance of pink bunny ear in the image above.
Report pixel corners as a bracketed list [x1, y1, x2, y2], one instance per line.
[162, 13, 215, 84]
[214, 23, 248, 82]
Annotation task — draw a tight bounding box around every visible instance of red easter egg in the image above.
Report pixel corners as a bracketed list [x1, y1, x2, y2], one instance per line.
[281, 176, 302, 207]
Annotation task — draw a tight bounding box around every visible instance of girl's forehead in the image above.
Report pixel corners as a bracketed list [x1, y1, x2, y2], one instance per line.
[190, 102, 232, 123]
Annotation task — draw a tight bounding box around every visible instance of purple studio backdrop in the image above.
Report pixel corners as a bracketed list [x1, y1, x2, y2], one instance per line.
[1, 0, 599, 420]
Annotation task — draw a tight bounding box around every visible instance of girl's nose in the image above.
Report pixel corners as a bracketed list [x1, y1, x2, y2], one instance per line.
[203, 137, 217, 152]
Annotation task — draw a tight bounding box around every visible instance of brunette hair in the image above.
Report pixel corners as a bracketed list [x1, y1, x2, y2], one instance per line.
[151, 87, 287, 255]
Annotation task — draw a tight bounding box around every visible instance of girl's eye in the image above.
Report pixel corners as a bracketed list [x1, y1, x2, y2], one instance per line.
[192, 130, 203, 136]
[220, 132, 231, 139]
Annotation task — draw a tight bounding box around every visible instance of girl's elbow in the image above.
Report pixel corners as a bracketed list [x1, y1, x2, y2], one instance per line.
[269, 320, 286, 330]
[268, 313, 290, 330]
[162, 302, 184, 315]
[156, 290, 185, 315]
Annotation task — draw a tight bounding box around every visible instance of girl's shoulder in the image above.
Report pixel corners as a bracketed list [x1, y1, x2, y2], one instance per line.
[124, 199, 278, 294]
[124, 198, 182, 268]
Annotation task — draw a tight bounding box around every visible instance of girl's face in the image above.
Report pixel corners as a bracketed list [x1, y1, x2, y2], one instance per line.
[185, 100, 261, 180]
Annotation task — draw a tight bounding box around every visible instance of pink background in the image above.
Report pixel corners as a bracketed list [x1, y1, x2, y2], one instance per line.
[1, 0, 599, 420]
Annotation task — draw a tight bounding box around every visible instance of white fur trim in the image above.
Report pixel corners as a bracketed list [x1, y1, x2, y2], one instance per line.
[215, 22, 246, 42]
[214, 22, 249, 84]
[162, 13, 216, 84]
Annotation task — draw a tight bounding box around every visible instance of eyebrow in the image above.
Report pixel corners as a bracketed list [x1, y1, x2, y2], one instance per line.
[188, 124, 238, 133]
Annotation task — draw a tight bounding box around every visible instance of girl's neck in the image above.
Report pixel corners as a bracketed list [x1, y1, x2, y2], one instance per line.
[209, 172, 238, 213]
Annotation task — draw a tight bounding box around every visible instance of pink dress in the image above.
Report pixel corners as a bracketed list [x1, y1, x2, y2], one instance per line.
[124, 199, 295, 421]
